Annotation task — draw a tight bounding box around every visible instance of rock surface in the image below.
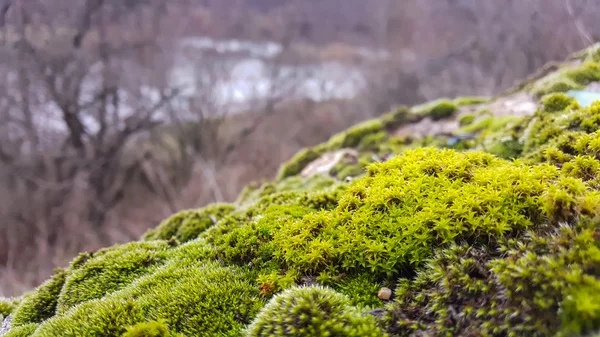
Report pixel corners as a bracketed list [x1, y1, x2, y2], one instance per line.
[377, 287, 392, 301]
[0, 315, 12, 337]
[300, 148, 358, 177]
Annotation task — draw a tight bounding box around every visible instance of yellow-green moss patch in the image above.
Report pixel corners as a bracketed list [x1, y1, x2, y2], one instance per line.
[413, 99, 458, 121]
[531, 61, 600, 98]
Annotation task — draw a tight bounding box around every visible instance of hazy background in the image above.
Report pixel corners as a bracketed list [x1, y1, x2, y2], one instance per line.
[1, 0, 599, 296]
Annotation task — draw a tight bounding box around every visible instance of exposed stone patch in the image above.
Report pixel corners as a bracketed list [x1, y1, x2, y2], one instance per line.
[392, 116, 460, 139]
[485, 92, 538, 117]
[300, 148, 358, 178]
[0, 315, 12, 337]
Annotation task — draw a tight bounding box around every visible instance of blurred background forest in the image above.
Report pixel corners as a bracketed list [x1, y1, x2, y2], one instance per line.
[1, 0, 599, 296]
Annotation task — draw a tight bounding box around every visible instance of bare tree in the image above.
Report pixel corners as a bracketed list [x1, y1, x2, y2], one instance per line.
[0, 0, 181, 291]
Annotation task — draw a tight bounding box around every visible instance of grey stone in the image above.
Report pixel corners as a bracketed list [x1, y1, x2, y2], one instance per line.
[0, 315, 13, 337]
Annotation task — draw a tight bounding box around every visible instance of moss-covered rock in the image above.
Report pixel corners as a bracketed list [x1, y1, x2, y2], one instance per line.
[0, 298, 19, 318]
[29, 260, 263, 337]
[386, 225, 600, 337]
[333, 164, 364, 180]
[413, 99, 458, 120]
[459, 116, 523, 134]
[541, 93, 578, 112]
[8, 45, 600, 337]
[121, 319, 183, 337]
[458, 114, 476, 126]
[56, 241, 173, 313]
[326, 120, 385, 150]
[277, 148, 321, 180]
[11, 269, 67, 326]
[454, 96, 489, 106]
[4, 323, 38, 337]
[245, 286, 386, 337]
[143, 203, 235, 242]
[531, 61, 600, 97]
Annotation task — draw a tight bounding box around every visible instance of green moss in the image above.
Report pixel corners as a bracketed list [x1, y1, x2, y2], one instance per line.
[330, 120, 385, 150]
[328, 274, 384, 309]
[358, 131, 388, 152]
[12, 51, 600, 337]
[458, 114, 476, 126]
[12, 269, 67, 326]
[276, 175, 337, 193]
[277, 148, 321, 180]
[532, 62, 600, 97]
[454, 96, 489, 106]
[208, 202, 318, 272]
[413, 99, 458, 121]
[245, 286, 386, 337]
[4, 323, 39, 337]
[236, 181, 261, 205]
[459, 116, 522, 134]
[523, 102, 600, 159]
[486, 138, 524, 159]
[145, 204, 235, 243]
[56, 241, 173, 313]
[31, 261, 263, 337]
[386, 225, 600, 337]
[122, 319, 182, 337]
[256, 271, 298, 297]
[1, 297, 19, 317]
[334, 164, 364, 180]
[381, 106, 424, 130]
[272, 148, 598, 279]
[237, 176, 338, 209]
[588, 44, 600, 63]
[541, 93, 578, 112]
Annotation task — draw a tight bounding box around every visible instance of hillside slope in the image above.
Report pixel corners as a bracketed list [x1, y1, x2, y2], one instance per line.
[2, 45, 600, 337]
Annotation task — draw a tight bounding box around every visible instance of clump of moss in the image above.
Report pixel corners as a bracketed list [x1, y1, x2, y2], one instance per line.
[144, 203, 236, 242]
[325, 120, 385, 151]
[523, 101, 600, 160]
[273, 148, 596, 279]
[358, 131, 388, 152]
[56, 241, 173, 313]
[237, 176, 339, 208]
[4, 323, 39, 337]
[328, 274, 385, 309]
[531, 61, 600, 97]
[32, 261, 263, 337]
[11, 53, 600, 336]
[381, 106, 422, 130]
[459, 116, 522, 134]
[246, 286, 386, 337]
[1, 297, 19, 318]
[122, 319, 183, 337]
[208, 202, 318, 273]
[541, 93, 578, 112]
[486, 138, 524, 160]
[11, 269, 67, 327]
[276, 175, 337, 193]
[386, 225, 600, 337]
[414, 99, 458, 121]
[277, 148, 321, 180]
[333, 164, 364, 180]
[458, 114, 476, 126]
[454, 96, 489, 106]
[236, 181, 261, 204]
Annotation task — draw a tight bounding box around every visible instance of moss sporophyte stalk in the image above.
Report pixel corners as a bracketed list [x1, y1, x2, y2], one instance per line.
[3, 43, 600, 337]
